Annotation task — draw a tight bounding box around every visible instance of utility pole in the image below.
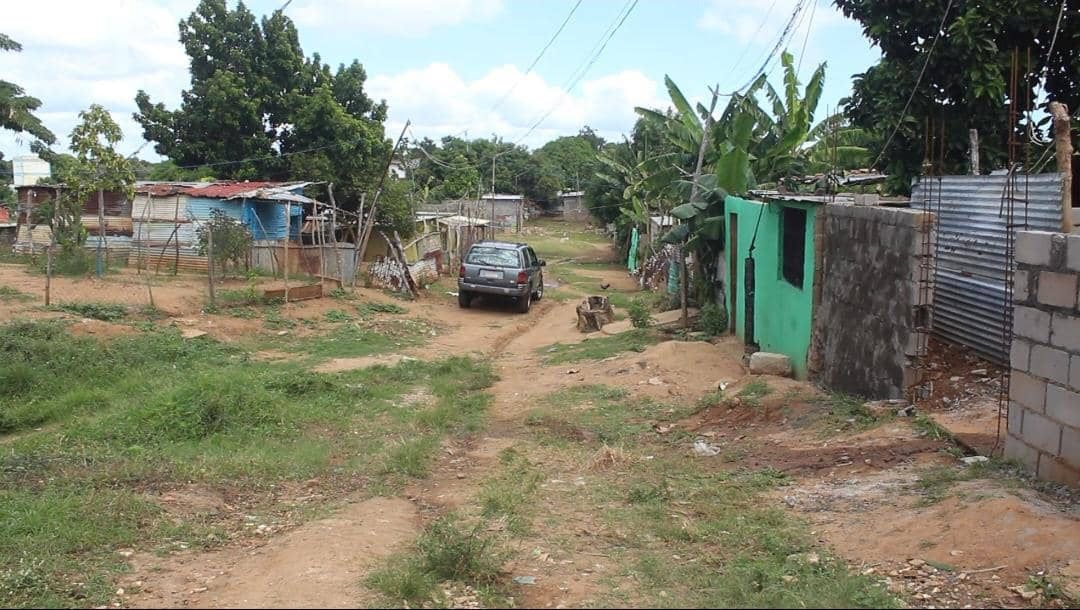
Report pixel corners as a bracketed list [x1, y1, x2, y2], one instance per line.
[681, 84, 721, 328]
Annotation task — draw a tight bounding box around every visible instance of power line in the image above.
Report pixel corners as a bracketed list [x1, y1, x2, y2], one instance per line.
[490, 0, 584, 113]
[869, 0, 955, 170]
[729, 0, 807, 95]
[796, 0, 818, 77]
[723, 0, 780, 81]
[512, 0, 639, 146]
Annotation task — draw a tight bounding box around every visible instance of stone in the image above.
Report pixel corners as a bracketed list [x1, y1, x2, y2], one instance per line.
[1010, 339, 1031, 372]
[1004, 434, 1039, 469]
[1037, 271, 1078, 308]
[1047, 384, 1080, 428]
[181, 329, 207, 339]
[1022, 409, 1062, 455]
[1010, 371, 1047, 411]
[749, 351, 792, 376]
[1014, 269, 1031, 302]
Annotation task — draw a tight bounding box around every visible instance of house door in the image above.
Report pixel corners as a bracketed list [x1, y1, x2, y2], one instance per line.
[728, 212, 738, 333]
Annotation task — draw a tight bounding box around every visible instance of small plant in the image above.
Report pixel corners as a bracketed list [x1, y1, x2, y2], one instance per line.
[196, 210, 252, 277]
[0, 286, 32, 302]
[627, 297, 654, 329]
[328, 287, 352, 300]
[416, 515, 501, 583]
[218, 278, 262, 307]
[324, 309, 352, 323]
[696, 301, 729, 336]
[356, 301, 408, 316]
[50, 301, 127, 321]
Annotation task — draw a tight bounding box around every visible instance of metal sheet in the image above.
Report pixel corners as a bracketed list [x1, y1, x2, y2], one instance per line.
[912, 173, 1063, 363]
[133, 195, 189, 222]
[133, 221, 196, 245]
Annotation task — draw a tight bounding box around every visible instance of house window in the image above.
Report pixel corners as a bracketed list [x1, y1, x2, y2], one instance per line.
[780, 207, 806, 288]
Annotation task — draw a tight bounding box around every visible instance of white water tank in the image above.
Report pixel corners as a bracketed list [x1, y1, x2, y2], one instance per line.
[12, 154, 51, 186]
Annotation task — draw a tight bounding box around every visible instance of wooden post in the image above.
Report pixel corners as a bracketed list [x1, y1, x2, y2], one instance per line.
[352, 194, 363, 290]
[45, 186, 60, 306]
[173, 193, 181, 275]
[284, 202, 291, 303]
[968, 128, 980, 175]
[328, 183, 344, 283]
[1050, 102, 1074, 232]
[206, 223, 216, 306]
[315, 203, 326, 283]
[96, 188, 105, 277]
[387, 230, 419, 298]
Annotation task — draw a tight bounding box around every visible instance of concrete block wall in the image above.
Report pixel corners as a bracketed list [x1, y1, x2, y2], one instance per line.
[809, 205, 933, 398]
[1006, 230, 1080, 487]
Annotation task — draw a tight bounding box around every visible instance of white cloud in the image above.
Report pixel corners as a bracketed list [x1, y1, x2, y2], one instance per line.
[0, 0, 189, 157]
[289, 0, 503, 36]
[368, 63, 667, 149]
[699, 0, 843, 44]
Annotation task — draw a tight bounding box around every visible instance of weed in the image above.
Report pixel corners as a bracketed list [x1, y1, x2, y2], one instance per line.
[913, 458, 1017, 504]
[540, 329, 658, 365]
[0, 286, 32, 302]
[696, 301, 729, 336]
[477, 448, 543, 535]
[356, 301, 407, 316]
[735, 380, 772, 407]
[227, 307, 259, 319]
[627, 297, 654, 328]
[327, 287, 352, 300]
[263, 311, 296, 330]
[323, 309, 352, 323]
[48, 301, 127, 321]
[814, 393, 881, 431]
[697, 390, 725, 410]
[913, 414, 954, 441]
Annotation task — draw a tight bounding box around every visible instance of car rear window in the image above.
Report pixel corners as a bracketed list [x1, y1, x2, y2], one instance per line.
[466, 246, 521, 268]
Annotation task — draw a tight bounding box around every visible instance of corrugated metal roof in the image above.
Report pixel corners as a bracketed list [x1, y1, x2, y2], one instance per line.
[438, 215, 490, 227]
[134, 182, 203, 196]
[911, 172, 1063, 363]
[185, 181, 304, 198]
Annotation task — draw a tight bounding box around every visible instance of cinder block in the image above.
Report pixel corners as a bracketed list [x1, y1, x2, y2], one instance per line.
[1072, 355, 1080, 392]
[1004, 433, 1039, 470]
[1047, 384, 1080, 428]
[1052, 312, 1080, 349]
[1014, 306, 1052, 343]
[1068, 234, 1080, 273]
[1016, 231, 1055, 266]
[1060, 426, 1080, 473]
[1014, 269, 1030, 302]
[1037, 454, 1080, 487]
[1010, 371, 1047, 411]
[1011, 338, 1031, 372]
[1022, 409, 1063, 455]
[1008, 401, 1024, 434]
[1037, 271, 1079, 309]
[1031, 344, 1070, 382]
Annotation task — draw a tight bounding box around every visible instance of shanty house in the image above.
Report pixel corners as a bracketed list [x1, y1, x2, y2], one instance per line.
[14, 185, 133, 262]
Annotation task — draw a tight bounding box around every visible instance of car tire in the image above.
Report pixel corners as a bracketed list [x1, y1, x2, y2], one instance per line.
[458, 291, 471, 308]
[532, 273, 544, 301]
[516, 289, 532, 313]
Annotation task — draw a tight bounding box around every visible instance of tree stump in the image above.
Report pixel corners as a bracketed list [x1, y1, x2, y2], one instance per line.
[576, 296, 615, 332]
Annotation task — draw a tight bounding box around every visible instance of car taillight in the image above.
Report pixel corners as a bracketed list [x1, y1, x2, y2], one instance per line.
[516, 271, 528, 284]
[459, 265, 465, 278]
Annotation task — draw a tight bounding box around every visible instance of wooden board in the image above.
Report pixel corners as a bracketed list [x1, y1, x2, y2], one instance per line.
[263, 283, 324, 301]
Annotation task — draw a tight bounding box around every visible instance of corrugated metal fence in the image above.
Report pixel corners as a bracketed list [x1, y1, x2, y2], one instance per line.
[912, 173, 1063, 362]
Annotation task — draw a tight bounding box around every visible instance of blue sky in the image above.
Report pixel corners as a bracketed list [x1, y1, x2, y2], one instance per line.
[0, 0, 880, 162]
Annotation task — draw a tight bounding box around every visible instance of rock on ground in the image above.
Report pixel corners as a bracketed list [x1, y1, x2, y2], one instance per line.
[749, 351, 792, 376]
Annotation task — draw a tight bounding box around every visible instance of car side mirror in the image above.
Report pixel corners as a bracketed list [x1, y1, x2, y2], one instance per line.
[539, 260, 547, 266]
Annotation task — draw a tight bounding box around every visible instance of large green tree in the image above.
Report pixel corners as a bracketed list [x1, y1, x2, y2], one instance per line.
[133, 0, 391, 218]
[0, 33, 56, 147]
[836, 0, 1080, 192]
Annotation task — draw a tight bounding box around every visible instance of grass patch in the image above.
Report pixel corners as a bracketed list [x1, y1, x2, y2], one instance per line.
[476, 448, 544, 536]
[525, 384, 697, 446]
[48, 301, 127, 321]
[540, 329, 658, 365]
[367, 514, 502, 606]
[0, 320, 495, 608]
[323, 309, 353, 323]
[912, 458, 1020, 504]
[735, 379, 773, 407]
[0, 286, 33, 302]
[813, 393, 883, 432]
[355, 301, 407, 317]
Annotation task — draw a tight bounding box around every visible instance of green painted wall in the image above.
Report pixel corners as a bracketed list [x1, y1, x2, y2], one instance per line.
[725, 196, 817, 379]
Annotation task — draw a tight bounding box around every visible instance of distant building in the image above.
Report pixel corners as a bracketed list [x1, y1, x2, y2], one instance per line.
[479, 193, 526, 231]
[12, 154, 50, 186]
[388, 161, 406, 179]
[556, 190, 587, 220]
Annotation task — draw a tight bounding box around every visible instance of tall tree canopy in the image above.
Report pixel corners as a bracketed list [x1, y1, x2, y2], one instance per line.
[0, 33, 56, 147]
[133, 0, 390, 214]
[836, 0, 1079, 192]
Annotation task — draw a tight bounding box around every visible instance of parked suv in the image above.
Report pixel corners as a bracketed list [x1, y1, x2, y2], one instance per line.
[458, 241, 546, 313]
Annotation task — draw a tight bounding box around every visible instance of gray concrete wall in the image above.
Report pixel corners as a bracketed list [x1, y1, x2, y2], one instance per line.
[809, 205, 933, 399]
[1006, 230, 1080, 487]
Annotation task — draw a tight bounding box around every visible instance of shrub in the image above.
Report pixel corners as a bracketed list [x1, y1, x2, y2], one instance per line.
[627, 297, 654, 329]
[697, 301, 729, 336]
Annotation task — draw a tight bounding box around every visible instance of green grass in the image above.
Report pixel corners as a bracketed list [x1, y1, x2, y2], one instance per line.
[47, 301, 127, 321]
[477, 448, 544, 536]
[0, 286, 33, 302]
[540, 329, 658, 365]
[367, 513, 503, 607]
[813, 393, 884, 432]
[0, 320, 495, 608]
[912, 458, 1022, 505]
[355, 301, 407, 317]
[735, 379, 773, 407]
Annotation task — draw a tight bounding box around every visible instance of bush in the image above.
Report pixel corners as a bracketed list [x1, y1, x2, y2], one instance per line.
[697, 301, 729, 336]
[50, 301, 127, 321]
[627, 297, 654, 329]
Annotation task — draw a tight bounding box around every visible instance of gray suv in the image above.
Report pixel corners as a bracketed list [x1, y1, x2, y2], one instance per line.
[458, 241, 546, 313]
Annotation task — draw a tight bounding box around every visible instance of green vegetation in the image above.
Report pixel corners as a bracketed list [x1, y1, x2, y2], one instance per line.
[696, 301, 728, 336]
[477, 448, 544, 536]
[736, 379, 773, 407]
[355, 301, 407, 317]
[539, 329, 658, 365]
[0, 320, 494, 608]
[627, 297, 653, 329]
[47, 301, 127, 322]
[0, 286, 32, 302]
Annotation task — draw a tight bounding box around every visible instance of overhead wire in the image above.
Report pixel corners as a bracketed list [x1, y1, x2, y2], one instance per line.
[490, 0, 584, 113]
[868, 0, 956, 170]
[796, 0, 818, 77]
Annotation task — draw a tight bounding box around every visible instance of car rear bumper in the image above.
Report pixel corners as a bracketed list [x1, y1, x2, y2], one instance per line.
[459, 280, 528, 298]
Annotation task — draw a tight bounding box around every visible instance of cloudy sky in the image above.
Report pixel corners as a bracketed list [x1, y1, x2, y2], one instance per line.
[0, 0, 879, 162]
